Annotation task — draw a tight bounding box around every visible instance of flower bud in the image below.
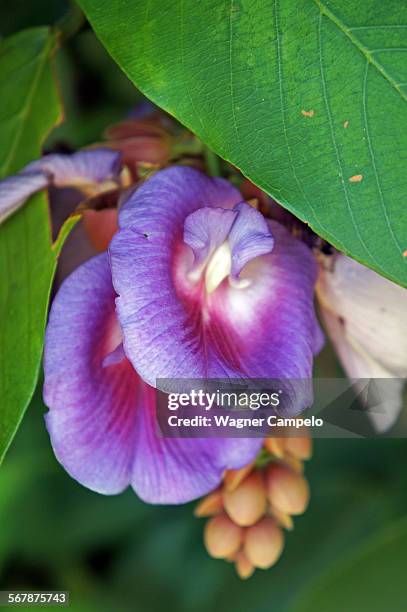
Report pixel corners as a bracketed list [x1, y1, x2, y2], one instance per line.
[269, 505, 294, 530]
[285, 435, 312, 461]
[223, 471, 267, 526]
[264, 437, 285, 458]
[204, 513, 243, 559]
[235, 551, 255, 579]
[244, 518, 284, 569]
[223, 462, 255, 492]
[194, 489, 223, 517]
[282, 455, 304, 474]
[266, 464, 310, 515]
[104, 118, 172, 177]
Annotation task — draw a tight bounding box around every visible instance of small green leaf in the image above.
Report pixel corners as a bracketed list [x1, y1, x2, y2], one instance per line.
[290, 515, 407, 612]
[79, 0, 407, 287]
[0, 28, 72, 464]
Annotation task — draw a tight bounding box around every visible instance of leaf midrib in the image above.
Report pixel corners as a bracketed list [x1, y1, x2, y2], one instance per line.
[313, 0, 407, 103]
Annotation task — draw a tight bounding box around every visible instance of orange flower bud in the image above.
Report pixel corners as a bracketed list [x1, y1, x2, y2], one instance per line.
[194, 489, 223, 517]
[264, 437, 285, 458]
[223, 461, 255, 492]
[223, 471, 267, 526]
[285, 435, 312, 461]
[204, 513, 243, 559]
[244, 518, 284, 569]
[282, 455, 304, 474]
[235, 551, 255, 579]
[266, 464, 310, 516]
[269, 505, 294, 531]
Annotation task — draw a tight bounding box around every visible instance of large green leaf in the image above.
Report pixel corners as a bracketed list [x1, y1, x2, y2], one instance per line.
[0, 28, 75, 464]
[79, 0, 407, 287]
[290, 516, 407, 612]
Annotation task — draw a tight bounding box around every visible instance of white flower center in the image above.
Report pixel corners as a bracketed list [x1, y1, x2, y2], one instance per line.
[205, 241, 232, 294]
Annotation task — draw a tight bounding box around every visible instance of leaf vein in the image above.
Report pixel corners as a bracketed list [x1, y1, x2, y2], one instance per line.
[313, 0, 407, 102]
[273, 0, 333, 242]
[362, 61, 405, 263]
[317, 13, 383, 271]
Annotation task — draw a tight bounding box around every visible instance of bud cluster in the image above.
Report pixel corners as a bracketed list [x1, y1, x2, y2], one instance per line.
[194, 431, 312, 579]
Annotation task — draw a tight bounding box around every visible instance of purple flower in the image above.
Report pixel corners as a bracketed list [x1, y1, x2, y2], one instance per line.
[44, 165, 322, 504]
[109, 167, 322, 410]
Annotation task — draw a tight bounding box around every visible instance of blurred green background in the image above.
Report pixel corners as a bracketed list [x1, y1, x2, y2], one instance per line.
[1, 2, 407, 610]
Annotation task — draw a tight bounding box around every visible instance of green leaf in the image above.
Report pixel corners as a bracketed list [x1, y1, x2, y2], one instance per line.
[79, 0, 407, 287]
[290, 516, 407, 612]
[0, 28, 74, 465]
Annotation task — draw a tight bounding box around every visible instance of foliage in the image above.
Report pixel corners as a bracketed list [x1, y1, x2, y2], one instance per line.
[0, 2, 406, 608]
[0, 28, 76, 464]
[80, 0, 407, 288]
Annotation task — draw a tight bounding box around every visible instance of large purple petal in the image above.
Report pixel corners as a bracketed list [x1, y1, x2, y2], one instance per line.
[132, 384, 262, 504]
[109, 168, 241, 383]
[44, 250, 261, 502]
[110, 168, 322, 413]
[118, 165, 242, 231]
[43, 253, 138, 494]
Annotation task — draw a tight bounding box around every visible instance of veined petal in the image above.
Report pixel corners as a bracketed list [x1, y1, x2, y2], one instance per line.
[317, 253, 407, 432]
[26, 148, 122, 189]
[109, 168, 241, 385]
[43, 253, 138, 494]
[202, 220, 321, 410]
[44, 251, 261, 502]
[0, 172, 48, 223]
[110, 168, 321, 414]
[317, 254, 407, 375]
[117, 165, 242, 232]
[320, 307, 404, 433]
[132, 385, 262, 504]
[0, 149, 122, 226]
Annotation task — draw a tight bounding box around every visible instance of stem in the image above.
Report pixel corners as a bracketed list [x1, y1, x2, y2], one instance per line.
[56, 2, 85, 43]
[204, 145, 221, 177]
